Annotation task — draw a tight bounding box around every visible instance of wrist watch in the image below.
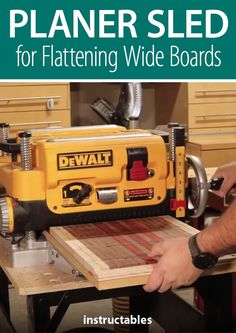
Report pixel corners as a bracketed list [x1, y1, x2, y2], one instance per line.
[188, 234, 218, 270]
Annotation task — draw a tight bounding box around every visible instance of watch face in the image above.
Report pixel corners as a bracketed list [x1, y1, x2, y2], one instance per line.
[193, 253, 218, 270]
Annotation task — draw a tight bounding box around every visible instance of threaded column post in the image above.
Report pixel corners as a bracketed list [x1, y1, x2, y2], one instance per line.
[19, 131, 33, 170]
[128, 117, 139, 130]
[0, 123, 9, 156]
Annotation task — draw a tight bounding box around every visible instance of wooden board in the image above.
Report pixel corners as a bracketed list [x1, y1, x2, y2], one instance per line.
[49, 216, 198, 290]
[3, 264, 91, 296]
[0, 238, 92, 296]
[188, 167, 216, 181]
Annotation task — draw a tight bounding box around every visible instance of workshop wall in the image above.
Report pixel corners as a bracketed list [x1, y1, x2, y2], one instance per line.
[0, 82, 71, 136]
[70, 83, 156, 129]
[154, 82, 236, 167]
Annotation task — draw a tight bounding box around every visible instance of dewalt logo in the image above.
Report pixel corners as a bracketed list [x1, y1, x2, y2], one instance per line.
[57, 150, 113, 170]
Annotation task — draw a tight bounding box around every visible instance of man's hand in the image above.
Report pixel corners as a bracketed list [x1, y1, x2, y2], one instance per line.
[212, 162, 236, 197]
[143, 237, 203, 293]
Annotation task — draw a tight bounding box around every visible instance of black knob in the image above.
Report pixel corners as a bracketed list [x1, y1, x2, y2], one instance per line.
[73, 184, 92, 204]
[18, 131, 32, 138]
[210, 178, 224, 191]
[0, 123, 9, 128]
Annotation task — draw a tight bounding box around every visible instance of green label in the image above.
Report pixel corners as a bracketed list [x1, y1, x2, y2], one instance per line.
[0, 0, 235, 79]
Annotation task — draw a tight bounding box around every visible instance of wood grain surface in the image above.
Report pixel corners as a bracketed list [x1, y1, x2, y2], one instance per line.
[50, 216, 198, 290]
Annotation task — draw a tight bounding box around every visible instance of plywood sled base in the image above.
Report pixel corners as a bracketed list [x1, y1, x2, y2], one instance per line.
[48, 215, 198, 290]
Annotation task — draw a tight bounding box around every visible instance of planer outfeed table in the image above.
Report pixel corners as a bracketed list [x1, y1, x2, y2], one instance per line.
[0, 215, 236, 332]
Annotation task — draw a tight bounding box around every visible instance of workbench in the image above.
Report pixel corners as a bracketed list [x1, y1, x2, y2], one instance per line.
[0, 236, 236, 332]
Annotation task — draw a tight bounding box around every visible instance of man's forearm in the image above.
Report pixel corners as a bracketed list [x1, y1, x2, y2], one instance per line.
[197, 199, 236, 257]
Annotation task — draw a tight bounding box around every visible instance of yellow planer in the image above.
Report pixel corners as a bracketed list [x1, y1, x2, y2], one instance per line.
[0, 124, 197, 235]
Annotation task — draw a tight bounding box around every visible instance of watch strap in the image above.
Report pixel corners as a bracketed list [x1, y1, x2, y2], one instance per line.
[188, 234, 201, 258]
[188, 234, 218, 270]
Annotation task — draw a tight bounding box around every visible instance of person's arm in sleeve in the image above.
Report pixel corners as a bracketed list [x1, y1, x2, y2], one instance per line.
[144, 199, 236, 293]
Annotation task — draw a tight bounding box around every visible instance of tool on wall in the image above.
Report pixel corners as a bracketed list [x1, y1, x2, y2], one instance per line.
[91, 83, 142, 129]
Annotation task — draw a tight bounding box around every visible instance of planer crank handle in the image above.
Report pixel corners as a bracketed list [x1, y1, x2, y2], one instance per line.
[209, 177, 224, 191]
